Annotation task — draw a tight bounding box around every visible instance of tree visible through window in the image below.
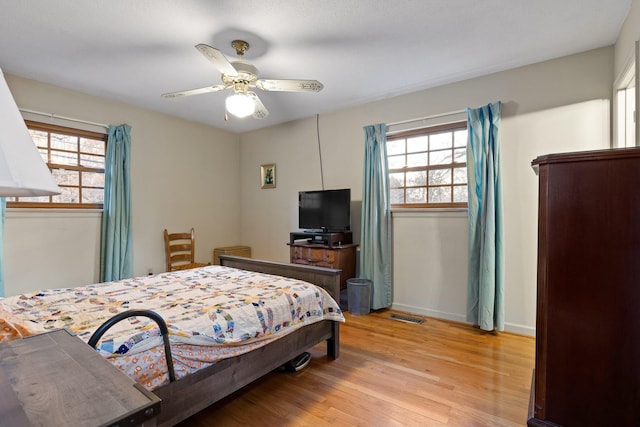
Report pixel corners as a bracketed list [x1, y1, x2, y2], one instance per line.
[387, 121, 468, 208]
[7, 121, 107, 209]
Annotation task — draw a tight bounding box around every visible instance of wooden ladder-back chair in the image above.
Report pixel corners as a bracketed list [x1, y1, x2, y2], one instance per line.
[163, 228, 208, 272]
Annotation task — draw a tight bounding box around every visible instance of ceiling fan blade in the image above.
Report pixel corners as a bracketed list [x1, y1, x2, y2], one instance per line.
[161, 84, 227, 98]
[256, 79, 324, 92]
[195, 44, 238, 77]
[248, 92, 269, 119]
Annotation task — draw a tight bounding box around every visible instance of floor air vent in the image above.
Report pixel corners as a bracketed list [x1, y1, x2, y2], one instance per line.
[390, 313, 425, 324]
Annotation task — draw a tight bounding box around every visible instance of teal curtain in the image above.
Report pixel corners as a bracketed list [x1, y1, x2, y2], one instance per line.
[466, 102, 504, 331]
[101, 124, 132, 282]
[360, 123, 392, 310]
[0, 198, 5, 297]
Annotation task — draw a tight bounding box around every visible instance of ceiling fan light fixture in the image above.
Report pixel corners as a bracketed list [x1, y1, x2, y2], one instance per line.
[225, 92, 255, 118]
[164, 41, 322, 120]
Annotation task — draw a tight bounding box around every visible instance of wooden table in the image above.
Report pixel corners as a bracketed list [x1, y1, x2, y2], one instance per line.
[0, 329, 160, 427]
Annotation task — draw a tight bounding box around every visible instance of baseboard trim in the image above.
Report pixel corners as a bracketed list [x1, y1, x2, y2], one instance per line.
[391, 303, 465, 324]
[391, 303, 535, 337]
[501, 322, 535, 337]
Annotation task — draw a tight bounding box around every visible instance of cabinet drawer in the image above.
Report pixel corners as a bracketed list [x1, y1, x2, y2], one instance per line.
[291, 246, 336, 263]
[289, 242, 357, 290]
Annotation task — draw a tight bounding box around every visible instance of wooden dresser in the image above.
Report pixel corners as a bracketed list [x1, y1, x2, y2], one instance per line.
[528, 148, 640, 426]
[289, 242, 357, 289]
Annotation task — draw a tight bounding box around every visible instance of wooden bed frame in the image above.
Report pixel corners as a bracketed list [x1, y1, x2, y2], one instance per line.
[152, 255, 343, 426]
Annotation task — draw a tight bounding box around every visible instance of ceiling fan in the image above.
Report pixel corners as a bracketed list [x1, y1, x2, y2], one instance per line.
[162, 40, 324, 119]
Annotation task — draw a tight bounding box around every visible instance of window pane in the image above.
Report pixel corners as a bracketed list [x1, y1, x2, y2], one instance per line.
[407, 152, 428, 167]
[82, 171, 105, 187]
[453, 167, 467, 184]
[428, 168, 451, 185]
[406, 187, 426, 204]
[80, 153, 104, 169]
[390, 188, 405, 204]
[387, 139, 405, 155]
[453, 185, 468, 203]
[407, 136, 427, 153]
[388, 154, 405, 169]
[406, 171, 426, 186]
[430, 149, 452, 165]
[82, 188, 104, 204]
[30, 130, 48, 148]
[80, 138, 105, 155]
[389, 172, 405, 188]
[52, 169, 79, 186]
[13, 122, 107, 209]
[430, 132, 452, 150]
[17, 195, 49, 203]
[53, 187, 79, 204]
[51, 133, 77, 151]
[50, 149, 77, 166]
[386, 121, 467, 208]
[454, 130, 467, 147]
[428, 186, 451, 203]
[37, 148, 48, 162]
[624, 86, 636, 147]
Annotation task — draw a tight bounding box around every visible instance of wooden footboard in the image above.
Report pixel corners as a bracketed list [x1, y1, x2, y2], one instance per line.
[153, 255, 342, 426]
[154, 320, 338, 426]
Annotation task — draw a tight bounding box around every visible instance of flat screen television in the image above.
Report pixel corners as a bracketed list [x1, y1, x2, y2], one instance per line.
[298, 188, 351, 232]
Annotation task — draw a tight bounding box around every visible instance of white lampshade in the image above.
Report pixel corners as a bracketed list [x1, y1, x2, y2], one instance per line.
[225, 92, 256, 118]
[0, 68, 60, 197]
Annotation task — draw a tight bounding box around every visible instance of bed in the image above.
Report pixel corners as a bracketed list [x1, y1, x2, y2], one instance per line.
[0, 255, 344, 426]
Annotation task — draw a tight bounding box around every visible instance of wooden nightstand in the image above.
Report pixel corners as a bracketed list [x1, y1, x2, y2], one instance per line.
[0, 329, 160, 427]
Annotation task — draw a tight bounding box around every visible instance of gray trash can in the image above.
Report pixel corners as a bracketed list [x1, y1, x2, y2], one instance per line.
[347, 278, 371, 315]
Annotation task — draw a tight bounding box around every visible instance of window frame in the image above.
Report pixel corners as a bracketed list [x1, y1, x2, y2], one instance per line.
[7, 121, 107, 209]
[387, 121, 468, 209]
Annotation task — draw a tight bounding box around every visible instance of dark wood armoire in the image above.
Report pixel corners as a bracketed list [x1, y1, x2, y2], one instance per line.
[528, 148, 640, 426]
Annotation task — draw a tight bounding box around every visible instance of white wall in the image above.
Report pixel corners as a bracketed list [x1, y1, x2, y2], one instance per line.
[615, 0, 640, 80]
[392, 210, 468, 322]
[239, 47, 614, 335]
[4, 74, 241, 296]
[2, 45, 617, 334]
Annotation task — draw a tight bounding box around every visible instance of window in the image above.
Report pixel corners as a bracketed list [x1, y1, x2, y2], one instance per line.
[614, 55, 636, 148]
[7, 121, 107, 209]
[387, 121, 468, 208]
[615, 53, 637, 148]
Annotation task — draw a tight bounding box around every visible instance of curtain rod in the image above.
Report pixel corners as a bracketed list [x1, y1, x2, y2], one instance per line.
[387, 109, 467, 128]
[19, 108, 109, 129]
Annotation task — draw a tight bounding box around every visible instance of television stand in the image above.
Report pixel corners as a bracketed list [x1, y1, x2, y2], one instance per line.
[288, 237, 358, 290]
[290, 231, 352, 248]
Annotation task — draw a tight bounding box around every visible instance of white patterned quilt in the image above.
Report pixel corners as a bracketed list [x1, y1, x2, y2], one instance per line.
[0, 265, 344, 389]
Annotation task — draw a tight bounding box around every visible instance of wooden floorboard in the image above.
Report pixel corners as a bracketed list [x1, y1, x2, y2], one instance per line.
[176, 310, 535, 426]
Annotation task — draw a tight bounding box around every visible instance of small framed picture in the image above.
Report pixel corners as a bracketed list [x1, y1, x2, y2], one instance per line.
[260, 163, 276, 189]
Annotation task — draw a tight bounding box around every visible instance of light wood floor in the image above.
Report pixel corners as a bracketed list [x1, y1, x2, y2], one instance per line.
[177, 310, 535, 426]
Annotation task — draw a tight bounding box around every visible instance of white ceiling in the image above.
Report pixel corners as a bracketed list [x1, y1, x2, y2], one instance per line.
[0, 0, 632, 134]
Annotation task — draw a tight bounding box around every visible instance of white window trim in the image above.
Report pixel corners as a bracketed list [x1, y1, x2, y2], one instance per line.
[613, 40, 639, 148]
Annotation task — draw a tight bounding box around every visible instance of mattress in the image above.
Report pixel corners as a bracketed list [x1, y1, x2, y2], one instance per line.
[0, 265, 344, 389]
